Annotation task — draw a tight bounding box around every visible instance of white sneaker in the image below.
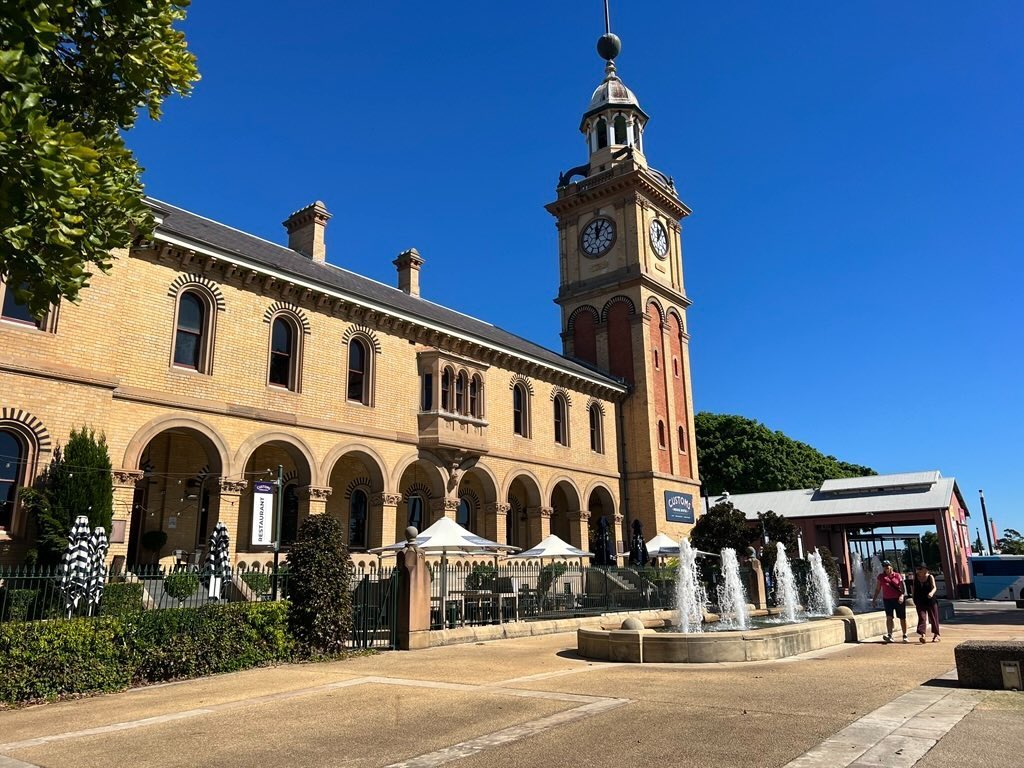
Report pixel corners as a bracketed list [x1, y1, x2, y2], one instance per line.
[883, 634, 893, 643]
[902, 634, 909, 644]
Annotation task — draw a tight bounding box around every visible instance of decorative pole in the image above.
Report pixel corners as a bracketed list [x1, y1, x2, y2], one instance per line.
[272, 464, 284, 599]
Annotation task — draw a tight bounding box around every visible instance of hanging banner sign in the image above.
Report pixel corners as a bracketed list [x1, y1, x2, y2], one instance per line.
[665, 491, 695, 524]
[251, 481, 275, 546]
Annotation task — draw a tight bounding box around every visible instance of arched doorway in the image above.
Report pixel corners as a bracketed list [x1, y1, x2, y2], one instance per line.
[506, 474, 542, 548]
[324, 448, 386, 552]
[238, 438, 314, 557]
[395, 459, 444, 540]
[457, 465, 498, 538]
[586, 485, 617, 556]
[550, 480, 580, 544]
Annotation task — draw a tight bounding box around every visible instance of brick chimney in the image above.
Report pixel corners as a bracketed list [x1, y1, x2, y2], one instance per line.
[283, 201, 331, 263]
[393, 248, 424, 298]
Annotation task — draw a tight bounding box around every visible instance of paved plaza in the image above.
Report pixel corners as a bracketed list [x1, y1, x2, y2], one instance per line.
[0, 604, 1021, 768]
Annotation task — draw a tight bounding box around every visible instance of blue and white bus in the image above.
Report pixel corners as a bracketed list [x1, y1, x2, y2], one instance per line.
[969, 555, 1024, 600]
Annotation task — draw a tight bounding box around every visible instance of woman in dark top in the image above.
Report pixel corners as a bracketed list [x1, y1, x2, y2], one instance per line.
[913, 563, 940, 642]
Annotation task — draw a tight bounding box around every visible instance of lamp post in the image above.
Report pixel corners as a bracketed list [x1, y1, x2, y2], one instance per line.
[978, 490, 994, 555]
[272, 464, 284, 600]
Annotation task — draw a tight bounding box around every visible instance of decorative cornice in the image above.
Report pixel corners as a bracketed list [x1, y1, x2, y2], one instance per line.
[111, 469, 144, 488]
[486, 502, 512, 515]
[370, 492, 403, 508]
[300, 485, 332, 501]
[217, 479, 248, 494]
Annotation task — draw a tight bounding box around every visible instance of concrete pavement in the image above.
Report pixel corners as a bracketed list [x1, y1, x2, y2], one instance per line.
[0, 603, 1021, 767]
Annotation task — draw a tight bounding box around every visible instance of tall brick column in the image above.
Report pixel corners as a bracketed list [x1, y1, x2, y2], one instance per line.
[298, 486, 332, 520]
[568, 510, 591, 550]
[396, 527, 431, 650]
[109, 469, 144, 566]
[485, 502, 510, 544]
[526, 506, 553, 547]
[430, 497, 458, 525]
[212, 479, 247, 560]
[369, 492, 401, 548]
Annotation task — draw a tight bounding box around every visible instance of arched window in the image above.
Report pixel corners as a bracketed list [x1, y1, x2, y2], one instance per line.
[657, 420, 666, 449]
[457, 498, 472, 530]
[407, 494, 425, 531]
[677, 426, 687, 453]
[269, 316, 298, 389]
[455, 371, 467, 414]
[421, 371, 433, 411]
[347, 338, 369, 404]
[349, 489, 368, 549]
[589, 405, 604, 454]
[553, 395, 569, 446]
[469, 375, 482, 418]
[595, 118, 608, 149]
[653, 349, 660, 369]
[173, 292, 206, 370]
[613, 114, 627, 144]
[0, 430, 23, 530]
[441, 368, 453, 411]
[281, 483, 299, 545]
[513, 384, 528, 436]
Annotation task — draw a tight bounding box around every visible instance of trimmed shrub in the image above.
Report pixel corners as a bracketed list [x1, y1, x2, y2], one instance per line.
[465, 563, 497, 591]
[241, 571, 272, 596]
[0, 602, 292, 704]
[163, 571, 199, 603]
[0, 617, 131, 703]
[99, 582, 144, 617]
[1, 588, 39, 622]
[286, 515, 354, 656]
[140, 529, 167, 558]
[128, 602, 291, 683]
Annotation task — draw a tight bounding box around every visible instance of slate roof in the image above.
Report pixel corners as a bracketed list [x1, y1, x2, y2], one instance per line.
[147, 198, 625, 390]
[710, 472, 962, 521]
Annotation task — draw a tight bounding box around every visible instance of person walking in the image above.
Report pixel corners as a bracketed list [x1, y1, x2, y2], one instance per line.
[872, 559, 908, 643]
[912, 563, 941, 643]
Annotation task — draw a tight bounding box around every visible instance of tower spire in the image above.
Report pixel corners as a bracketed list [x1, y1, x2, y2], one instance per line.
[596, 0, 621, 67]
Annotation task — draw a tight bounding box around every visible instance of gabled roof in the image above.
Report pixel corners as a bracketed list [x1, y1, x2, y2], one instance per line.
[714, 471, 963, 521]
[146, 198, 626, 392]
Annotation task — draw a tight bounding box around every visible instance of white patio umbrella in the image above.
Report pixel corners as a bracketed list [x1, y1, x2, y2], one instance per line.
[646, 533, 680, 559]
[370, 517, 518, 605]
[86, 526, 109, 615]
[59, 515, 93, 615]
[504, 534, 592, 562]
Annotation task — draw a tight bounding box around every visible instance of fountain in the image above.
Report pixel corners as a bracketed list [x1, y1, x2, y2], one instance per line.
[773, 542, 802, 622]
[806, 550, 836, 616]
[869, 553, 884, 587]
[716, 548, 749, 630]
[851, 552, 871, 613]
[675, 539, 707, 633]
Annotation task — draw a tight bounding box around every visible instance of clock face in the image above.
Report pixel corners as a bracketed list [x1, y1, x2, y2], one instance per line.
[580, 217, 616, 257]
[649, 219, 669, 258]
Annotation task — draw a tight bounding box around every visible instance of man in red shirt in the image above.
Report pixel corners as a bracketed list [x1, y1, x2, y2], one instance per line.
[871, 560, 908, 643]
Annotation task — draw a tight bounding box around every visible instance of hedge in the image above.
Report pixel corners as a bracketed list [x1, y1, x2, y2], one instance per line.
[98, 582, 144, 617]
[0, 602, 292, 704]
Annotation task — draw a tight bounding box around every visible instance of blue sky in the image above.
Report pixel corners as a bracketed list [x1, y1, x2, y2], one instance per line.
[127, 2, 1023, 538]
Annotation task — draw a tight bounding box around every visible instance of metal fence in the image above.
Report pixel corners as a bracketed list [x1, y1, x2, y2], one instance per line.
[427, 563, 677, 629]
[0, 563, 399, 650]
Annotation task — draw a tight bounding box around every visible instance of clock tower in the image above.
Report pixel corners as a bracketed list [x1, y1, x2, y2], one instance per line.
[545, 14, 702, 543]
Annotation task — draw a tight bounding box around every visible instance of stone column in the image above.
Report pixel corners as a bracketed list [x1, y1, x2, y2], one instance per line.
[212, 479, 247, 560]
[568, 510, 591, 550]
[485, 502, 510, 545]
[298, 485, 332, 521]
[396, 529, 432, 650]
[526, 506, 553, 547]
[746, 553, 768, 610]
[109, 469, 144, 567]
[369, 492, 402, 548]
[431, 497, 458, 525]
[613, 513, 625, 563]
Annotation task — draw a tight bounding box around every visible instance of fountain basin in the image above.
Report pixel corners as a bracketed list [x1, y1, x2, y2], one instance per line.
[577, 609, 889, 663]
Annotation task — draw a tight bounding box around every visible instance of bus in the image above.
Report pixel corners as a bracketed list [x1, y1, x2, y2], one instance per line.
[969, 555, 1024, 600]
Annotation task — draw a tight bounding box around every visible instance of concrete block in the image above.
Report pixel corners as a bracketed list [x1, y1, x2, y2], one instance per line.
[954, 640, 1024, 689]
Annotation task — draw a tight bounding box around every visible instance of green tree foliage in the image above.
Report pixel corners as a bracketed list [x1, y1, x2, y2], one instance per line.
[695, 412, 875, 496]
[756, 509, 799, 573]
[816, 545, 841, 587]
[0, 1, 199, 316]
[30, 427, 113, 564]
[286, 514, 354, 657]
[903, 531, 941, 568]
[690, 501, 752, 556]
[997, 529, 1024, 556]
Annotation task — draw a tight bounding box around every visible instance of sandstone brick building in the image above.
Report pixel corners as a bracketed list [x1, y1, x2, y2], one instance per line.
[0, 39, 702, 568]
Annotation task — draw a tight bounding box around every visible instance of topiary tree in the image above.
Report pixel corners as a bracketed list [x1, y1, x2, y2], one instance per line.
[286, 514, 354, 657]
[30, 427, 114, 564]
[756, 510, 799, 574]
[690, 501, 751, 556]
[816, 545, 841, 588]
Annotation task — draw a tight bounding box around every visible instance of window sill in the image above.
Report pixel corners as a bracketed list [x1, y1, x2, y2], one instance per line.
[170, 365, 210, 376]
[0, 318, 46, 333]
[267, 384, 301, 395]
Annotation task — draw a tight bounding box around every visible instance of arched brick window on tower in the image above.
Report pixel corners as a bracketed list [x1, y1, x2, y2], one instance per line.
[173, 290, 217, 373]
[571, 308, 598, 365]
[605, 299, 635, 384]
[657, 420, 667, 450]
[513, 383, 530, 437]
[678, 425, 687, 454]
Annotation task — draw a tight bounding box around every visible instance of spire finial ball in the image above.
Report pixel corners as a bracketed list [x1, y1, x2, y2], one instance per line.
[597, 33, 621, 62]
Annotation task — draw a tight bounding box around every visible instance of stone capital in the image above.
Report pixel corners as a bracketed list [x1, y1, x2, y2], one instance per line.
[527, 506, 554, 519]
[485, 502, 511, 516]
[217, 478, 248, 495]
[570, 510, 591, 522]
[370, 492, 403, 509]
[111, 469, 144, 488]
[299, 485, 332, 501]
